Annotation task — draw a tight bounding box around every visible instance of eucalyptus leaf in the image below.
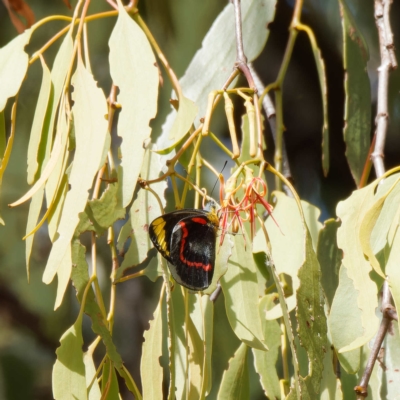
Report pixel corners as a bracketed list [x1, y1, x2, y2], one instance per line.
[109, 0, 159, 208]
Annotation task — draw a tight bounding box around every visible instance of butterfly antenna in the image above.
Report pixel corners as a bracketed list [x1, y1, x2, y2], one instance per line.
[210, 161, 228, 200]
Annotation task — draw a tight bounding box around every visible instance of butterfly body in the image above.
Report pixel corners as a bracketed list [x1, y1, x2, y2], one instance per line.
[149, 209, 219, 291]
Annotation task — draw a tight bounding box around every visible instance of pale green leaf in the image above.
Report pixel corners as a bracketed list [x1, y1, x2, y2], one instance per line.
[0, 109, 7, 157]
[43, 58, 108, 285]
[217, 343, 249, 400]
[220, 233, 266, 350]
[141, 289, 164, 400]
[0, 29, 32, 111]
[158, 0, 276, 149]
[329, 264, 362, 373]
[359, 177, 400, 279]
[142, 255, 163, 282]
[168, 96, 197, 142]
[295, 228, 327, 396]
[54, 245, 72, 309]
[340, 0, 371, 185]
[335, 183, 379, 352]
[252, 294, 281, 400]
[109, 0, 159, 208]
[317, 219, 341, 308]
[52, 317, 87, 400]
[189, 294, 214, 397]
[117, 365, 142, 399]
[253, 191, 322, 319]
[27, 56, 52, 184]
[83, 351, 101, 400]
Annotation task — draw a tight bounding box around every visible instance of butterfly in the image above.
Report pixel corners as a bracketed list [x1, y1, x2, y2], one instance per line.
[149, 208, 219, 291]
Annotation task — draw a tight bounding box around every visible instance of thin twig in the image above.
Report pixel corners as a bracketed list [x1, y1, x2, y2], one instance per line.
[355, 0, 398, 397]
[231, 0, 256, 89]
[371, 0, 398, 178]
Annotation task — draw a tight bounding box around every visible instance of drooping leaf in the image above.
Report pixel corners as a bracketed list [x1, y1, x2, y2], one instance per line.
[335, 183, 379, 352]
[253, 191, 322, 319]
[83, 349, 102, 400]
[101, 358, 119, 400]
[339, 0, 371, 186]
[27, 56, 52, 184]
[329, 264, 362, 373]
[217, 342, 249, 400]
[0, 29, 32, 111]
[141, 287, 164, 400]
[317, 219, 341, 308]
[158, 0, 277, 150]
[220, 233, 266, 350]
[295, 228, 327, 397]
[52, 316, 87, 400]
[252, 294, 281, 400]
[109, 0, 159, 208]
[43, 58, 108, 288]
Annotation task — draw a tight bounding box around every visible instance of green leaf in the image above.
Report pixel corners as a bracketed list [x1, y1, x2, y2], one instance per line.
[295, 228, 327, 396]
[158, 0, 276, 149]
[317, 219, 341, 308]
[0, 111, 5, 158]
[0, 29, 32, 111]
[329, 264, 362, 373]
[168, 96, 198, 142]
[76, 183, 125, 237]
[83, 350, 101, 400]
[109, 0, 159, 208]
[252, 295, 281, 400]
[27, 56, 52, 184]
[70, 240, 123, 369]
[141, 289, 164, 400]
[253, 191, 322, 319]
[101, 359, 119, 400]
[52, 316, 87, 400]
[335, 183, 379, 352]
[43, 58, 109, 289]
[217, 343, 249, 400]
[340, 0, 371, 185]
[359, 177, 400, 279]
[220, 233, 266, 350]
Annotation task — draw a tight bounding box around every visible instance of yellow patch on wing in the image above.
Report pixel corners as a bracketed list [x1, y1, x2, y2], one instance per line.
[151, 217, 169, 256]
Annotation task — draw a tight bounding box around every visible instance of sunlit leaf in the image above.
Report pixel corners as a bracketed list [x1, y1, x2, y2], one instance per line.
[339, 0, 371, 186]
[252, 294, 281, 399]
[83, 349, 101, 400]
[217, 342, 249, 400]
[109, 0, 159, 208]
[27, 56, 52, 184]
[101, 358, 119, 400]
[335, 183, 379, 352]
[52, 316, 86, 400]
[141, 288, 164, 400]
[253, 191, 322, 319]
[43, 58, 108, 286]
[158, 0, 276, 150]
[329, 264, 362, 373]
[0, 29, 32, 111]
[220, 233, 266, 350]
[168, 96, 197, 141]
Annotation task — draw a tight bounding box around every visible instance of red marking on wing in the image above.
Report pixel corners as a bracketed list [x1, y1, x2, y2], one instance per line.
[178, 221, 212, 271]
[191, 217, 207, 224]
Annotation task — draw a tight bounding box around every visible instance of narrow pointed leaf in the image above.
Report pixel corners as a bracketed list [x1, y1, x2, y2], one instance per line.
[0, 29, 32, 111]
[109, 0, 159, 208]
[220, 233, 266, 350]
[340, 0, 371, 185]
[52, 317, 87, 400]
[83, 351, 101, 400]
[43, 59, 108, 285]
[218, 343, 249, 400]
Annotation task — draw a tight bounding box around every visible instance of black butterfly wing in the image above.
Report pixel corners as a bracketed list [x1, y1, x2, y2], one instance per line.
[169, 214, 217, 290]
[149, 210, 207, 264]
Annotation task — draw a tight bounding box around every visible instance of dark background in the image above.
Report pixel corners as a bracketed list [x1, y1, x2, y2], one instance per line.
[0, 0, 399, 398]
